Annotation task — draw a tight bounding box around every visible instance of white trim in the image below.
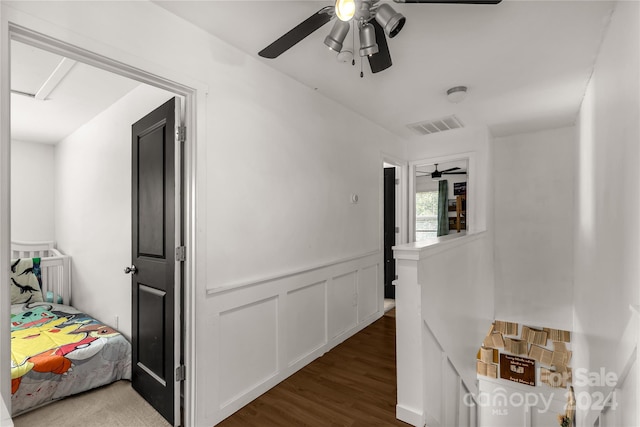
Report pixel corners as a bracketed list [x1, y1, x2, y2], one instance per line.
[208, 252, 383, 424]
[394, 231, 486, 261]
[0, 397, 11, 427]
[206, 250, 380, 295]
[34, 57, 76, 101]
[381, 152, 409, 245]
[3, 22, 201, 425]
[396, 403, 425, 427]
[172, 95, 183, 427]
[409, 151, 477, 242]
[10, 23, 195, 97]
[0, 3, 11, 409]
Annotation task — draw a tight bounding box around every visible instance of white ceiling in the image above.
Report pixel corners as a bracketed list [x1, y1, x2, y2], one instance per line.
[10, 1, 616, 144]
[155, 0, 615, 139]
[11, 40, 140, 145]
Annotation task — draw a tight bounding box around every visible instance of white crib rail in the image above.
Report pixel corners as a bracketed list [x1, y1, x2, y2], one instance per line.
[11, 241, 71, 305]
[11, 240, 57, 259]
[40, 255, 71, 306]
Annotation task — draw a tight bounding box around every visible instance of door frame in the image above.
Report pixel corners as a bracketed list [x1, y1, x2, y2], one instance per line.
[380, 155, 408, 309]
[1, 23, 199, 425]
[408, 152, 476, 242]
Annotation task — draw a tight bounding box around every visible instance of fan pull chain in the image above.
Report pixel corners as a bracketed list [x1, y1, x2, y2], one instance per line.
[360, 57, 363, 78]
[352, 21, 356, 66]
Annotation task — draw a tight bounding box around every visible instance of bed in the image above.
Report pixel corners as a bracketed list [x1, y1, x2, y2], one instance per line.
[10, 241, 132, 416]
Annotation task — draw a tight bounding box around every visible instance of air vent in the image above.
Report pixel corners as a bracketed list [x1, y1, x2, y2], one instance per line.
[407, 115, 464, 136]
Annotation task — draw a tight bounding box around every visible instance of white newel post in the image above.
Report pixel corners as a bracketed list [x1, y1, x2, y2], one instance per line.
[394, 244, 426, 427]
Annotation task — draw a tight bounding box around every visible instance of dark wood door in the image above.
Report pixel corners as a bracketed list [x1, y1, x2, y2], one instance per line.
[383, 167, 396, 299]
[130, 97, 181, 425]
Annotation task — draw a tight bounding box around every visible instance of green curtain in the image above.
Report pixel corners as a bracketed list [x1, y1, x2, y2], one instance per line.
[437, 180, 449, 237]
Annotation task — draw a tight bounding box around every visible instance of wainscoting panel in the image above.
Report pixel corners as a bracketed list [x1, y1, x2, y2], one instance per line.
[218, 296, 279, 406]
[328, 271, 358, 340]
[357, 264, 379, 323]
[287, 281, 327, 365]
[443, 358, 459, 427]
[205, 251, 383, 424]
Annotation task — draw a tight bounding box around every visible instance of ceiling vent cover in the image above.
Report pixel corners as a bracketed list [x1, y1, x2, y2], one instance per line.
[407, 115, 464, 136]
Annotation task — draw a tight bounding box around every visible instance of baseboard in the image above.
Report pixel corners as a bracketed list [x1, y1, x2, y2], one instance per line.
[1, 396, 12, 427]
[396, 403, 424, 427]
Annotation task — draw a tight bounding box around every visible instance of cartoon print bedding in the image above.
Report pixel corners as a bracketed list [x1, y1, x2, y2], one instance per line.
[10, 302, 132, 415]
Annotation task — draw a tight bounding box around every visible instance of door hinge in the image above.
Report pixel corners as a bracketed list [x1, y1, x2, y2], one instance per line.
[395, 227, 400, 233]
[175, 246, 186, 262]
[395, 179, 399, 185]
[175, 365, 186, 382]
[177, 126, 186, 143]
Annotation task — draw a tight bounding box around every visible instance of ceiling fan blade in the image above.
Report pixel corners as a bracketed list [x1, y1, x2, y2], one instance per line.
[393, 0, 501, 4]
[442, 171, 467, 175]
[441, 167, 461, 173]
[258, 6, 334, 59]
[368, 20, 392, 74]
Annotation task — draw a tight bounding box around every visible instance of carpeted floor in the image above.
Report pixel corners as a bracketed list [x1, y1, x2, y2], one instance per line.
[12, 380, 170, 427]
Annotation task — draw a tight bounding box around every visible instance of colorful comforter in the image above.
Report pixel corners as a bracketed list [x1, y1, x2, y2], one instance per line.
[10, 302, 132, 415]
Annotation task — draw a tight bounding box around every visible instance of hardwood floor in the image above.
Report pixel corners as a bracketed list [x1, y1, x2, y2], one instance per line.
[217, 309, 409, 427]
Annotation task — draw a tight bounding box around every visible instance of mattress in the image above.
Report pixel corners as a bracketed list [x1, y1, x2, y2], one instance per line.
[10, 302, 132, 416]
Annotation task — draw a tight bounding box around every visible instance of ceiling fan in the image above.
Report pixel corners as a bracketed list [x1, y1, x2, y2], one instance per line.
[417, 164, 467, 179]
[258, 0, 502, 76]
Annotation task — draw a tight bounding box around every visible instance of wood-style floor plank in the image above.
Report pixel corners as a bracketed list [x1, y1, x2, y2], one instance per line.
[216, 309, 409, 426]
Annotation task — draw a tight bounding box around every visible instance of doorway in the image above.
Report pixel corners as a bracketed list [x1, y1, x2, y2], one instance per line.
[382, 160, 405, 312]
[383, 166, 396, 300]
[4, 25, 196, 426]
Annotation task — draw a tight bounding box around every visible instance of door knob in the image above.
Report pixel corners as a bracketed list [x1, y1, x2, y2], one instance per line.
[124, 265, 138, 275]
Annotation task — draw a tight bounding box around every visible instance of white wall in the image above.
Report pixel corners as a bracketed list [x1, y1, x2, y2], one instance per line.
[10, 139, 55, 242]
[206, 76, 396, 288]
[1, 2, 405, 425]
[54, 83, 174, 338]
[573, 1, 640, 425]
[493, 127, 575, 330]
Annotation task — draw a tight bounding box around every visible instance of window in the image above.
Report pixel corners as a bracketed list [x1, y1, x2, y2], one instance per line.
[415, 191, 438, 241]
[412, 157, 470, 242]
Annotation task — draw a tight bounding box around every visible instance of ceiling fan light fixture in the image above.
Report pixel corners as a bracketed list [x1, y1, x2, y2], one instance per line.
[324, 20, 351, 52]
[359, 23, 379, 57]
[375, 4, 406, 38]
[335, 0, 356, 21]
[337, 49, 354, 63]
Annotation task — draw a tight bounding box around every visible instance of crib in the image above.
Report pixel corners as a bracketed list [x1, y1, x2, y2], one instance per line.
[9, 240, 131, 416]
[11, 240, 71, 306]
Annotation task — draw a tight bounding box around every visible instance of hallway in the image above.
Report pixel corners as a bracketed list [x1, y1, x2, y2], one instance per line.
[217, 309, 408, 426]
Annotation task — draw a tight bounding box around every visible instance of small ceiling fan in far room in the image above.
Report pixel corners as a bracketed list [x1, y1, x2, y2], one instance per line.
[258, 0, 502, 77]
[417, 164, 467, 179]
